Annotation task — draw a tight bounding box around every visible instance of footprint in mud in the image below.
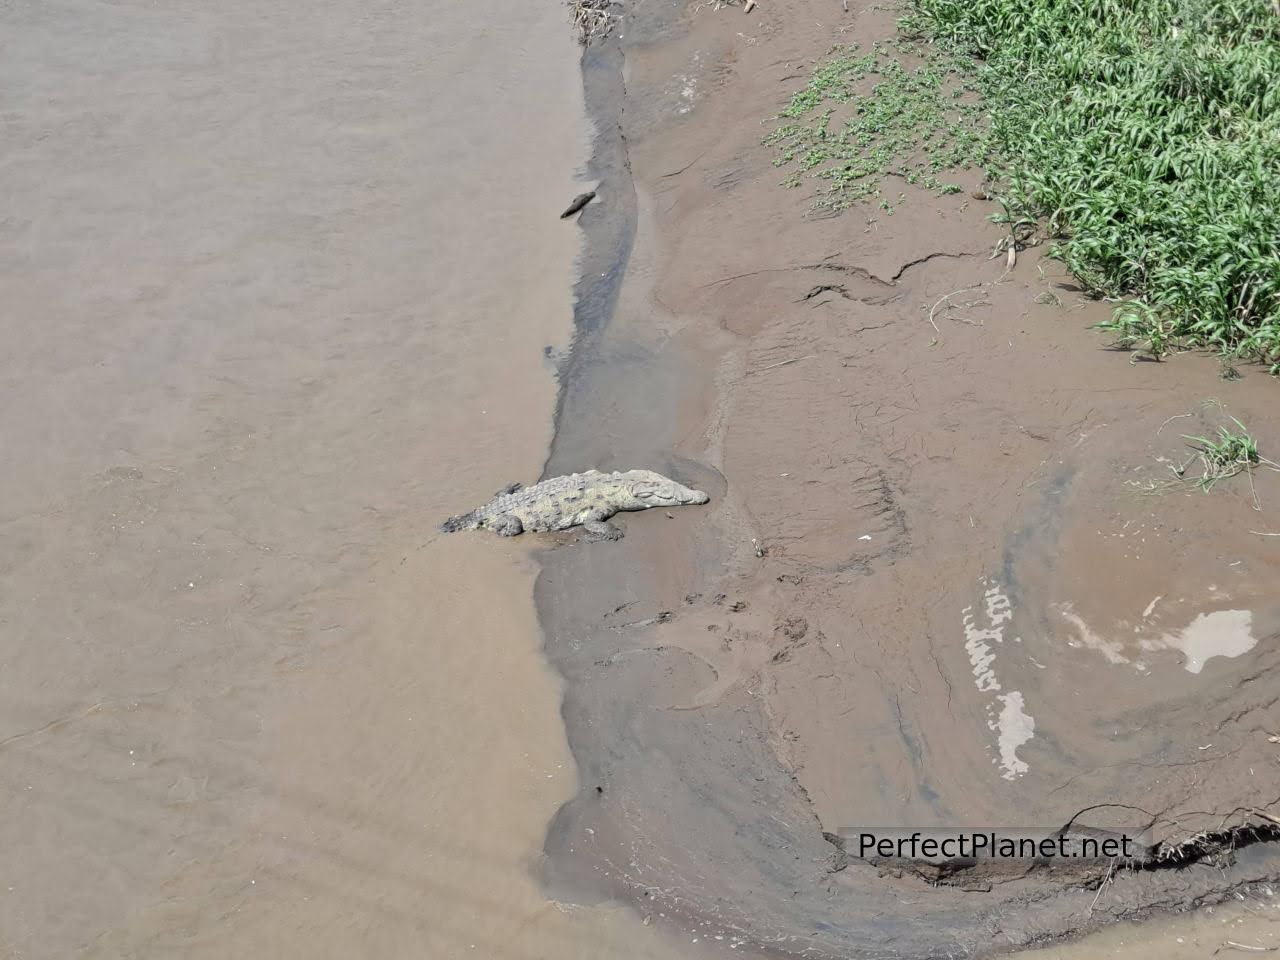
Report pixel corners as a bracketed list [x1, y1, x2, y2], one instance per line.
[768, 617, 809, 664]
[661, 606, 812, 710]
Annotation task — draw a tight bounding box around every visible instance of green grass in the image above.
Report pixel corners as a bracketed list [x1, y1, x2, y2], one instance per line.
[1137, 408, 1276, 502]
[768, 0, 1280, 367]
[764, 41, 989, 213]
[1182, 417, 1262, 492]
[1095, 301, 1180, 362]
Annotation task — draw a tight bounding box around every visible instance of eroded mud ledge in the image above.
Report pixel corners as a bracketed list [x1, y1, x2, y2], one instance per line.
[535, 1, 1280, 956]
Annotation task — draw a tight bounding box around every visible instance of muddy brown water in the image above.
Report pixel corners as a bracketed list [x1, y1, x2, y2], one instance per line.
[0, 2, 686, 958]
[6, 0, 1280, 958]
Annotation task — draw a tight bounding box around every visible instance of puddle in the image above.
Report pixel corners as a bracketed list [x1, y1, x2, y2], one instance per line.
[1149, 608, 1257, 674]
[993, 691, 1036, 780]
[1058, 601, 1259, 674]
[963, 579, 1035, 780]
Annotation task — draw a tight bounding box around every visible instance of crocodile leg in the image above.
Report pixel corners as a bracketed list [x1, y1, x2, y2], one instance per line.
[489, 514, 524, 537]
[582, 515, 623, 541]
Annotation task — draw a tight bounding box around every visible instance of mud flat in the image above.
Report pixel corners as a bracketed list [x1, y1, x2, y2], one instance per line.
[539, 0, 1280, 955]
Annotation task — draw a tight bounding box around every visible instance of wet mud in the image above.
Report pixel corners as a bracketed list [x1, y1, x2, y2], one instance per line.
[538, 0, 1280, 955]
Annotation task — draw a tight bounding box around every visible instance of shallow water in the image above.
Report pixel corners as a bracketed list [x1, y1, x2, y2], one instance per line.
[0, 2, 677, 957]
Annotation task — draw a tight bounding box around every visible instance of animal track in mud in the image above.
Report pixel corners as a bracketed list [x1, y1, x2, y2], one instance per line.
[769, 618, 810, 663]
[648, 594, 820, 706]
[778, 617, 808, 640]
[822, 468, 908, 574]
[745, 459, 908, 574]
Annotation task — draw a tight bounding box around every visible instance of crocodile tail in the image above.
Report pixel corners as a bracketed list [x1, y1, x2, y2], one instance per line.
[439, 511, 476, 533]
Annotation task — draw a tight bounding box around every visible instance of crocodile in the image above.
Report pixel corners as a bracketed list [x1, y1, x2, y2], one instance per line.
[440, 469, 709, 540]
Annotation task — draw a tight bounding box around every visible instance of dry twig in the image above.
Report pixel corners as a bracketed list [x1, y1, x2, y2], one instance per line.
[1086, 857, 1116, 916]
[1156, 412, 1194, 436]
[1214, 943, 1277, 955]
[570, 0, 615, 43]
[752, 354, 816, 373]
[928, 284, 988, 331]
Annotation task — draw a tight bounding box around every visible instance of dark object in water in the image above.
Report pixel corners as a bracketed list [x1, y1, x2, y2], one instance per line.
[560, 191, 596, 219]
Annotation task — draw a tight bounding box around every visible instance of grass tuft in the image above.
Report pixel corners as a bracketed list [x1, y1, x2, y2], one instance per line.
[1095, 302, 1179, 362]
[1181, 417, 1262, 492]
[764, 41, 988, 213]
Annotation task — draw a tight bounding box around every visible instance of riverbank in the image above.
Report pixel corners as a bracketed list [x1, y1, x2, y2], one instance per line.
[540, 0, 1280, 955]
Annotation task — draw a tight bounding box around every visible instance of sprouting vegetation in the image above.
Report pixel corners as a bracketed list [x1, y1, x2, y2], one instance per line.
[1180, 417, 1265, 492]
[765, 42, 988, 213]
[769, 0, 1280, 367]
[1140, 405, 1280, 504]
[1095, 302, 1180, 363]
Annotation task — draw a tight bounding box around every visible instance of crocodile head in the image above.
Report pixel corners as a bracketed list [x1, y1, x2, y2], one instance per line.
[615, 470, 710, 508]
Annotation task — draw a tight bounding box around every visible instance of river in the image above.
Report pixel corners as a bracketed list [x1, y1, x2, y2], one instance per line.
[0, 1, 675, 956]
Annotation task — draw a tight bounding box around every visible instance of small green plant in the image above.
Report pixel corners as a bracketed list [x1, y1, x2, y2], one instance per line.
[1095, 302, 1181, 362]
[1138, 406, 1278, 504]
[764, 41, 990, 212]
[1181, 417, 1261, 492]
